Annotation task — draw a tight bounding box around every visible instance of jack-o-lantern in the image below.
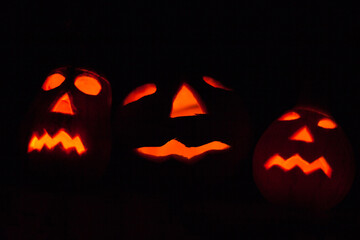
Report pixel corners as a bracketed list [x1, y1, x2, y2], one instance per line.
[112, 74, 251, 194]
[253, 107, 355, 210]
[22, 67, 112, 186]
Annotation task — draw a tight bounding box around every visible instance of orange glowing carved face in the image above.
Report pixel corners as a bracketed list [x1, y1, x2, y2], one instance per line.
[26, 67, 111, 157]
[252, 107, 355, 210]
[263, 109, 337, 178]
[121, 76, 234, 163]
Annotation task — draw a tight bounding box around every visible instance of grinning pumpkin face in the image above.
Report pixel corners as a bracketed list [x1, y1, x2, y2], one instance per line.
[126, 80, 231, 164]
[113, 74, 251, 192]
[253, 107, 355, 210]
[23, 67, 112, 184]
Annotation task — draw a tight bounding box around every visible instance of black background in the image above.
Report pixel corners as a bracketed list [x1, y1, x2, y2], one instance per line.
[1, 1, 359, 239]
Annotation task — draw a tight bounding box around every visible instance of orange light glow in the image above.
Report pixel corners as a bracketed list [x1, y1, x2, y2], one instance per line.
[136, 139, 230, 162]
[318, 118, 337, 129]
[42, 73, 66, 91]
[278, 111, 300, 121]
[123, 83, 157, 106]
[170, 83, 207, 118]
[264, 154, 332, 178]
[28, 129, 86, 155]
[289, 126, 314, 143]
[202, 76, 232, 91]
[74, 75, 102, 95]
[51, 93, 75, 115]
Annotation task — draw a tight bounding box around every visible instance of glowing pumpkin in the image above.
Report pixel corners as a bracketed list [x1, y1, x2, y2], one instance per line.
[111, 74, 251, 193]
[253, 107, 355, 210]
[22, 67, 112, 186]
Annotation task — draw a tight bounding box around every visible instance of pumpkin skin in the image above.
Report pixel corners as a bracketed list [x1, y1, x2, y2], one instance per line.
[112, 74, 251, 194]
[253, 107, 355, 210]
[22, 67, 112, 186]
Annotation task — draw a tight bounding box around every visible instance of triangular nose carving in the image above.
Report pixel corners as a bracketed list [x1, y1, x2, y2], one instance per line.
[170, 83, 207, 118]
[51, 93, 75, 115]
[289, 126, 314, 143]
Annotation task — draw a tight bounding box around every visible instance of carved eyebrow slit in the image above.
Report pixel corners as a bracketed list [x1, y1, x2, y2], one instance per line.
[123, 83, 157, 106]
[202, 76, 232, 91]
[278, 111, 300, 121]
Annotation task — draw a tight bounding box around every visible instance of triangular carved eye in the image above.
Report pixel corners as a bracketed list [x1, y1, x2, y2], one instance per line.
[170, 83, 207, 118]
[42, 73, 65, 91]
[278, 111, 300, 121]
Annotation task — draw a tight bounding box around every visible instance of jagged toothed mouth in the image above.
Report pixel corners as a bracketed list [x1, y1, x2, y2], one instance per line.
[264, 154, 332, 178]
[28, 129, 86, 155]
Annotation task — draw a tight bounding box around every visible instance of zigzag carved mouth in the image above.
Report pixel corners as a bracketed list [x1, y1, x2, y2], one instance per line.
[136, 139, 230, 163]
[28, 129, 86, 155]
[264, 154, 332, 178]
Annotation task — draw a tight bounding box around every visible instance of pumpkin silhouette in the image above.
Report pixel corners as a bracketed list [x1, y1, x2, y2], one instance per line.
[253, 107, 355, 210]
[22, 66, 112, 187]
[112, 73, 251, 195]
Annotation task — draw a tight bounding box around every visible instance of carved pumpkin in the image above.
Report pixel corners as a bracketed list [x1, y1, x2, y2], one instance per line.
[253, 107, 355, 210]
[112, 74, 251, 193]
[22, 67, 112, 186]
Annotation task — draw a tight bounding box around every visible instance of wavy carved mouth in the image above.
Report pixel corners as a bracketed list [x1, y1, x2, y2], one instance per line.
[28, 129, 86, 155]
[135, 139, 230, 163]
[264, 154, 332, 178]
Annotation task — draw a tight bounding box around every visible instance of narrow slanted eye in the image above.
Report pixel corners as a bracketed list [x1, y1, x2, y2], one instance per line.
[123, 83, 157, 106]
[74, 75, 102, 96]
[318, 118, 337, 129]
[42, 73, 66, 91]
[202, 76, 232, 91]
[278, 111, 300, 121]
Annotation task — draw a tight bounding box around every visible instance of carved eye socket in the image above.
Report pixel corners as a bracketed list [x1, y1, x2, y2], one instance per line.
[42, 73, 66, 91]
[202, 76, 232, 91]
[318, 118, 337, 129]
[123, 83, 157, 106]
[74, 75, 102, 96]
[278, 111, 300, 121]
